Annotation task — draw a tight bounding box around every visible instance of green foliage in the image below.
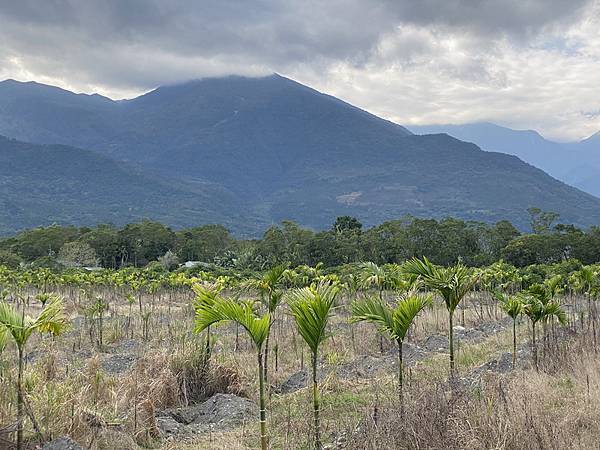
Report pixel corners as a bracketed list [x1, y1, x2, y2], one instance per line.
[494, 292, 523, 319]
[351, 294, 430, 341]
[287, 281, 340, 355]
[403, 257, 476, 314]
[0, 296, 68, 350]
[194, 297, 270, 348]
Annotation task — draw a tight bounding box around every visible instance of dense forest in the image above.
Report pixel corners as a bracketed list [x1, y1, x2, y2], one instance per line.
[1, 208, 599, 271]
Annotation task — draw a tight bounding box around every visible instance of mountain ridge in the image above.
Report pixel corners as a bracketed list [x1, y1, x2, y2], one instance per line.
[409, 122, 600, 197]
[1, 75, 600, 234]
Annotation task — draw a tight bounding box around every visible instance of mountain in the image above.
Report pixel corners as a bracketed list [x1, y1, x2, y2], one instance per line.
[1, 75, 600, 234]
[0, 135, 257, 235]
[409, 122, 600, 197]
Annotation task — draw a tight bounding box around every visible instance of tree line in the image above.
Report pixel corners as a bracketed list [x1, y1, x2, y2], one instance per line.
[1, 210, 599, 270]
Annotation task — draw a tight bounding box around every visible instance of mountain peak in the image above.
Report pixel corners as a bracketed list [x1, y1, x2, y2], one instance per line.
[1, 79, 599, 232]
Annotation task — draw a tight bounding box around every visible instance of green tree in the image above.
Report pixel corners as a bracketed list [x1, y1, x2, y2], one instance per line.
[193, 296, 270, 450]
[494, 291, 522, 367]
[332, 216, 362, 233]
[0, 296, 68, 449]
[521, 294, 566, 370]
[243, 264, 288, 384]
[527, 207, 560, 234]
[403, 257, 477, 375]
[288, 282, 339, 450]
[57, 241, 99, 267]
[351, 294, 430, 411]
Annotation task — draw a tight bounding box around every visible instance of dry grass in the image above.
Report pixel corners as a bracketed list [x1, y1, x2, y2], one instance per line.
[0, 288, 599, 449]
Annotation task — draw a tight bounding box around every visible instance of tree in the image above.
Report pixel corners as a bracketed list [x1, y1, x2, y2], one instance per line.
[57, 241, 99, 268]
[0, 250, 22, 269]
[243, 264, 288, 384]
[193, 295, 270, 450]
[332, 216, 362, 233]
[351, 294, 430, 411]
[157, 250, 179, 271]
[0, 296, 68, 449]
[403, 257, 477, 375]
[527, 207, 560, 234]
[288, 282, 339, 450]
[521, 291, 566, 370]
[494, 291, 522, 368]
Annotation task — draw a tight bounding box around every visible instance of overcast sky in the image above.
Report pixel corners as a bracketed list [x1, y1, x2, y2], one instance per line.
[1, 0, 599, 141]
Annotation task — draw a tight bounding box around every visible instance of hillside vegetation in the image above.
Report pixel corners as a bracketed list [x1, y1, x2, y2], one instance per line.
[1, 76, 600, 232]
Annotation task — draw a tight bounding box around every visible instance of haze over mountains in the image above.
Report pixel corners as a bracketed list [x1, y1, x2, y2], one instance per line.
[1, 74, 600, 235]
[410, 123, 600, 197]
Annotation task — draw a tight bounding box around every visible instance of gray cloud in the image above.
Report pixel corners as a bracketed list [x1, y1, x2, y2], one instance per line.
[0, 0, 598, 138]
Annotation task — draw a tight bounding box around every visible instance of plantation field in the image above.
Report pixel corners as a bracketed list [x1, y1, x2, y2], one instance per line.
[0, 261, 599, 449]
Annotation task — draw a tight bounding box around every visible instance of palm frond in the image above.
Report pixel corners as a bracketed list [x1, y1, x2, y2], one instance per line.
[350, 296, 395, 338]
[403, 257, 476, 313]
[288, 281, 339, 354]
[194, 297, 270, 348]
[32, 296, 68, 335]
[391, 294, 431, 341]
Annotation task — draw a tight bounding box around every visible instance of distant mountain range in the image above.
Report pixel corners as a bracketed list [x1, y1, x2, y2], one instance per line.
[409, 122, 600, 197]
[1, 75, 600, 235]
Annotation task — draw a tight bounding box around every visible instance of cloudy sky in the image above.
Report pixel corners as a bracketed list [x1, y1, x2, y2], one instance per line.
[1, 0, 599, 141]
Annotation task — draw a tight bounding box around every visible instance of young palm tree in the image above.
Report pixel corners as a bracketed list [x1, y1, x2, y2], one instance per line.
[288, 281, 339, 450]
[193, 295, 271, 450]
[521, 294, 566, 370]
[244, 263, 288, 384]
[351, 294, 430, 410]
[403, 257, 477, 375]
[0, 296, 67, 450]
[192, 283, 225, 366]
[494, 291, 522, 368]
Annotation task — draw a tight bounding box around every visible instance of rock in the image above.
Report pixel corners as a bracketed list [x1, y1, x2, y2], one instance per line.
[43, 437, 85, 450]
[158, 393, 256, 436]
[192, 393, 256, 427]
[336, 354, 396, 380]
[106, 339, 140, 354]
[453, 325, 466, 332]
[277, 369, 309, 394]
[156, 416, 192, 438]
[421, 334, 449, 352]
[101, 354, 137, 374]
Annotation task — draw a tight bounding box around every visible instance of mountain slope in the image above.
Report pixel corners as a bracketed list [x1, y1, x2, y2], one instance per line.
[409, 122, 600, 197]
[0, 135, 257, 235]
[1, 76, 600, 233]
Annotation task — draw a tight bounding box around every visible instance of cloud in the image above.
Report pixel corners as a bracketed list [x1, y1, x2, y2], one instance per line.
[0, 0, 598, 139]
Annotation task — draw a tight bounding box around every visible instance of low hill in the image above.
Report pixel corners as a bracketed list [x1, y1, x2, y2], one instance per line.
[0, 136, 257, 235]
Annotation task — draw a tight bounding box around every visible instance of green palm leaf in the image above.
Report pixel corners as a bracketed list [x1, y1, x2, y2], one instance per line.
[287, 281, 339, 355]
[351, 294, 430, 341]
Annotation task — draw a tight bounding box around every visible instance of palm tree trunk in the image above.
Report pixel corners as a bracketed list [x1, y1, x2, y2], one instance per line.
[397, 339, 404, 415]
[312, 351, 321, 450]
[512, 317, 517, 369]
[532, 322, 538, 371]
[17, 345, 24, 450]
[449, 311, 455, 376]
[263, 319, 272, 385]
[257, 351, 268, 450]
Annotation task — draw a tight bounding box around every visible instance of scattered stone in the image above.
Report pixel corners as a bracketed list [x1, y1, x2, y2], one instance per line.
[101, 354, 137, 374]
[336, 354, 396, 380]
[277, 369, 309, 394]
[42, 436, 85, 450]
[421, 334, 449, 352]
[156, 416, 193, 439]
[157, 393, 256, 437]
[106, 339, 140, 354]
